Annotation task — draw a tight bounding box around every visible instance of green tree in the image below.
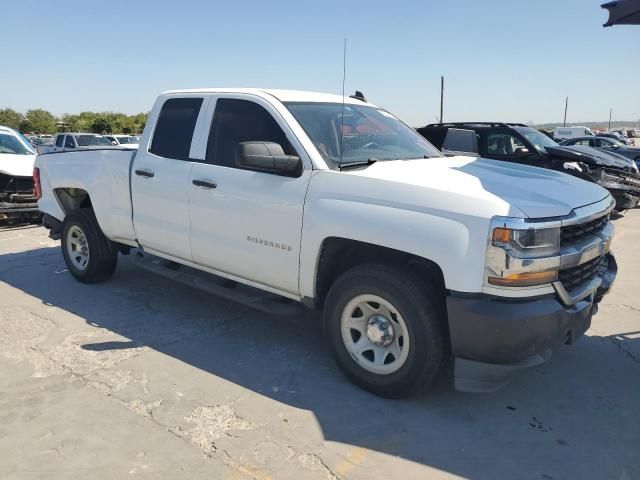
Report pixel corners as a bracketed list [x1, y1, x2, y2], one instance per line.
[126, 112, 148, 134]
[0, 108, 24, 130]
[20, 109, 57, 134]
[89, 117, 113, 134]
[1, 108, 149, 134]
[59, 113, 80, 132]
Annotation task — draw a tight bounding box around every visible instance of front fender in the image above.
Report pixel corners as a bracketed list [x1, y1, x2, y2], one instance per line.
[299, 175, 493, 298]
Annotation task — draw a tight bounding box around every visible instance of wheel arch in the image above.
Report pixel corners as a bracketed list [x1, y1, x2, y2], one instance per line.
[54, 187, 93, 214]
[312, 237, 447, 310]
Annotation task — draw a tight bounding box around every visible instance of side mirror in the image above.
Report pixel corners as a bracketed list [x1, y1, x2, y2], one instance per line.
[514, 147, 530, 158]
[236, 142, 301, 175]
[111, 141, 117, 146]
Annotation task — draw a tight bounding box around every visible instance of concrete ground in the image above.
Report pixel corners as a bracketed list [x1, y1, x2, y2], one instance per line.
[0, 212, 639, 480]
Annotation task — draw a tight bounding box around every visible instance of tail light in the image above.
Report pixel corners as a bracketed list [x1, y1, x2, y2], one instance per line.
[33, 167, 42, 200]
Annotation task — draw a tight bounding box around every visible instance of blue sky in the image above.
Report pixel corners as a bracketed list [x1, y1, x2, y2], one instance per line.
[1, 0, 638, 125]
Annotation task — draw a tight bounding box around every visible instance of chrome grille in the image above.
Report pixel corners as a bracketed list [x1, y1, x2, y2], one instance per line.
[560, 215, 609, 248]
[559, 255, 603, 292]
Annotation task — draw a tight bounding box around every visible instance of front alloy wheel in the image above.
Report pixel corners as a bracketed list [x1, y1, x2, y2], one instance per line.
[341, 294, 410, 375]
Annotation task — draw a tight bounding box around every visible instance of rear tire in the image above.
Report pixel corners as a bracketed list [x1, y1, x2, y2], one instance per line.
[323, 264, 446, 398]
[61, 208, 117, 283]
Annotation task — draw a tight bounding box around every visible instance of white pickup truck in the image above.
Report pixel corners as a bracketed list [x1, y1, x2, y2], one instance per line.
[34, 88, 617, 397]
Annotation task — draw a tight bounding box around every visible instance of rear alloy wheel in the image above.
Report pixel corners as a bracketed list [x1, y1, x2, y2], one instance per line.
[61, 208, 117, 283]
[324, 264, 446, 398]
[66, 225, 90, 271]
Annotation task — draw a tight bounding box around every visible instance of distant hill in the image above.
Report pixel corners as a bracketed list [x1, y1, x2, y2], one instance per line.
[534, 121, 639, 130]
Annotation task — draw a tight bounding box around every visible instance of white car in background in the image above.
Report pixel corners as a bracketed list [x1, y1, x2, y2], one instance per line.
[553, 126, 594, 140]
[50, 133, 114, 153]
[29, 135, 55, 154]
[0, 126, 40, 222]
[104, 135, 139, 149]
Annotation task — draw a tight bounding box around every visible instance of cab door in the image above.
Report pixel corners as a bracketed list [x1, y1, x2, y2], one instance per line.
[52, 135, 64, 152]
[131, 95, 206, 261]
[63, 135, 76, 152]
[188, 95, 311, 295]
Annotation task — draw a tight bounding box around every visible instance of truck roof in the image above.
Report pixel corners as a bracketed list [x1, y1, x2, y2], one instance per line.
[423, 122, 529, 129]
[55, 132, 105, 136]
[161, 88, 376, 107]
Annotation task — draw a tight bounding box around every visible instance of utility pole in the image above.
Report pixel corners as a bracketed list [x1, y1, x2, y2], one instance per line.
[563, 96, 568, 127]
[608, 108, 612, 131]
[440, 76, 444, 124]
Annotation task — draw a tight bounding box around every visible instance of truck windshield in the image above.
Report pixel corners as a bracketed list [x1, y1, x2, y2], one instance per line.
[514, 127, 558, 155]
[0, 133, 35, 155]
[76, 135, 113, 147]
[285, 102, 442, 166]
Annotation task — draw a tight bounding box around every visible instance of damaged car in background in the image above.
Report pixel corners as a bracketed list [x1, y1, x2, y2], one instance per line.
[549, 145, 640, 210]
[0, 126, 40, 224]
[417, 122, 640, 211]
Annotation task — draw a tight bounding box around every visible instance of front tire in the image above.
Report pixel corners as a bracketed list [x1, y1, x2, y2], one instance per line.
[61, 209, 117, 283]
[323, 264, 446, 398]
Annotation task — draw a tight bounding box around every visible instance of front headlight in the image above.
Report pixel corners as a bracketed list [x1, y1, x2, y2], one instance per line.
[486, 220, 561, 288]
[491, 225, 560, 259]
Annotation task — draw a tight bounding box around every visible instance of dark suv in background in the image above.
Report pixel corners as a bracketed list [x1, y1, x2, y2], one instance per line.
[560, 136, 640, 164]
[417, 122, 640, 211]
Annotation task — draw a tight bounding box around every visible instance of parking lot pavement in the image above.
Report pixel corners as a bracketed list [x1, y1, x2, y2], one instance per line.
[0, 215, 638, 480]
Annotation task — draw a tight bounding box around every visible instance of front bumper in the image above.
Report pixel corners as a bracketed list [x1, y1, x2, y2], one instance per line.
[0, 201, 40, 220]
[610, 190, 639, 210]
[0, 201, 39, 213]
[447, 253, 617, 393]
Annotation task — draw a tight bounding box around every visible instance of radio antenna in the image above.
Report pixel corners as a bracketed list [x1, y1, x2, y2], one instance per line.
[340, 37, 347, 165]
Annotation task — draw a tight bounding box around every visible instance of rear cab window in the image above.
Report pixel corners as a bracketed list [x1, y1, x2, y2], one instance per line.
[150, 97, 204, 160]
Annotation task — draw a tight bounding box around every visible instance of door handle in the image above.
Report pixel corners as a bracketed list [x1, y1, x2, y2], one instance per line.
[135, 169, 155, 178]
[192, 179, 217, 189]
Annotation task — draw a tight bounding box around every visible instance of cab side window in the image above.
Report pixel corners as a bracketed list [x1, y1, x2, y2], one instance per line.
[55, 135, 64, 147]
[64, 136, 75, 148]
[206, 99, 297, 169]
[150, 97, 203, 161]
[486, 133, 525, 155]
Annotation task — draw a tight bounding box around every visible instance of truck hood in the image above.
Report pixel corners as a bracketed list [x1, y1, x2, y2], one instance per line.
[347, 156, 609, 218]
[546, 145, 633, 170]
[0, 153, 36, 177]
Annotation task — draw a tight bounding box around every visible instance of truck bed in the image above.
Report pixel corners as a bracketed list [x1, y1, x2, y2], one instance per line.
[35, 148, 137, 245]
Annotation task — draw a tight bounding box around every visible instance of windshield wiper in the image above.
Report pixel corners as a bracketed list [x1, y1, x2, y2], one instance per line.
[339, 158, 379, 170]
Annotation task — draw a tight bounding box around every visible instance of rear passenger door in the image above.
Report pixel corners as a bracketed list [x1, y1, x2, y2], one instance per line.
[131, 96, 205, 261]
[188, 95, 311, 295]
